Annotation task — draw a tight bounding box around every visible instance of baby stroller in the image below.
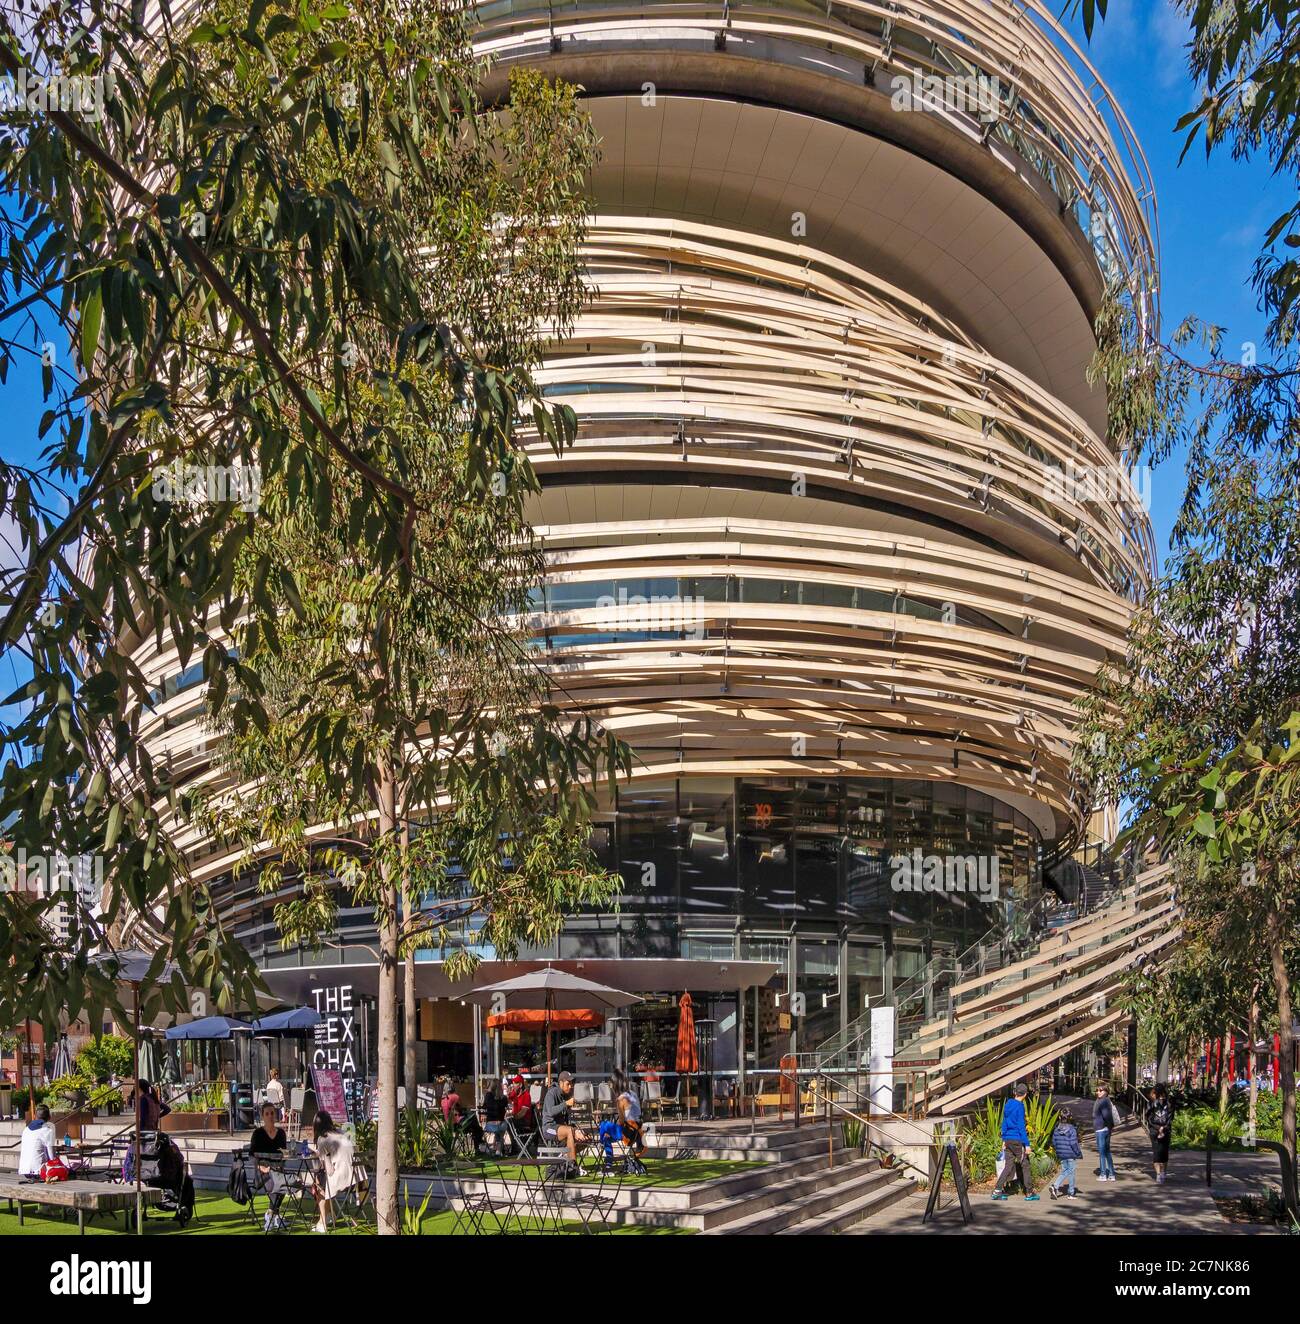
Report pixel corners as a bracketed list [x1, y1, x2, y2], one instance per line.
[131, 1131, 196, 1226]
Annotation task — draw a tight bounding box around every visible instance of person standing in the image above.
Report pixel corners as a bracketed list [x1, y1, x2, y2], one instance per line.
[1147, 1084, 1174, 1183]
[264, 1067, 285, 1120]
[991, 1084, 1038, 1201]
[1048, 1112, 1083, 1199]
[1093, 1083, 1117, 1181]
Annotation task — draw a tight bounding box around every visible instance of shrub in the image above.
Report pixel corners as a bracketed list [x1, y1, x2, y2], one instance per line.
[74, 1035, 133, 1083]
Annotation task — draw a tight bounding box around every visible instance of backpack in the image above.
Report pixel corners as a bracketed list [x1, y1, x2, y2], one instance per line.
[41, 1158, 70, 1183]
[226, 1160, 252, 1206]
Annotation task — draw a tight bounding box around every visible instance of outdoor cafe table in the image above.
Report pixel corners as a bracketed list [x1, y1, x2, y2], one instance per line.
[0, 1176, 164, 1234]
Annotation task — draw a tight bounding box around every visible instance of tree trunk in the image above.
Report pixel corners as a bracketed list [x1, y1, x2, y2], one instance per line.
[1266, 907, 1297, 1213]
[401, 821, 418, 1116]
[1248, 987, 1260, 1147]
[375, 763, 401, 1235]
[1218, 1033, 1231, 1113]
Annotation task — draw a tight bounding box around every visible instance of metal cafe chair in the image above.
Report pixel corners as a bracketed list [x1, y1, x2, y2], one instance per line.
[335, 1159, 373, 1232]
[436, 1159, 512, 1236]
[567, 1141, 626, 1234]
[506, 1115, 538, 1160]
[286, 1087, 305, 1139]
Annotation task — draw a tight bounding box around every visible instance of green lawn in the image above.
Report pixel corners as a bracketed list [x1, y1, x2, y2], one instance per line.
[425, 1156, 762, 1188]
[0, 1190, 694, 1236]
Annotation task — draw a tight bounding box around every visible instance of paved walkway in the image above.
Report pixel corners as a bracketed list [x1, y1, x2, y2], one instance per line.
[854, 1096, 1258, 1235]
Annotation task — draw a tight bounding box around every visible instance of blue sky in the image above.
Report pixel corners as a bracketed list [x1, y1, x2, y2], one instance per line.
[1062, 0, 1295, 555]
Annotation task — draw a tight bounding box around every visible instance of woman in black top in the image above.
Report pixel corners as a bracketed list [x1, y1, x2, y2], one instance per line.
[481, 1082, 508, 1155]
[250, 1101, 289, 1229]
[1146, 1084, 1174, 1184]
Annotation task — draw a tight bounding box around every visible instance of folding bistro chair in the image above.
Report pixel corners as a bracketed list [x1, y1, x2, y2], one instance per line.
[534, 1144, 576, 1229]
[644, 1078, 669, 1123]
[566, 1151, 625, 1234]
[287, 1087, 305, 1139]
[436, 1159, 512, 1235]
[506, 1115, 538, 1160]
[335, 1159, 373, 1231]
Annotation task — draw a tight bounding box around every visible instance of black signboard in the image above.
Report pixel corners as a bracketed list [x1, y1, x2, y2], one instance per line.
[922, 1141, 974, 1225]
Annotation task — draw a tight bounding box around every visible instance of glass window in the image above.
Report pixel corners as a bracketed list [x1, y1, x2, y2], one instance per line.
[796, 937, 840, 1046]
[678, 780, 739, 916]
[738, 782, 796, 917]
[843, 781, 890, 921]
[616, 782, 678, 911]
[847, 942, 885, 1018]
[794, 780, 840, 920]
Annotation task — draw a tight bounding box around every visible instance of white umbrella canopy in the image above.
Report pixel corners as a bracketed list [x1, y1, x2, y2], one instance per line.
[466, 966, 642, 1011]
[467, 967, 641, 1085]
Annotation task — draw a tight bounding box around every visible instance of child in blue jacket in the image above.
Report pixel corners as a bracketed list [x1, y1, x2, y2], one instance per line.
[1049, 1115, 1084, 1199]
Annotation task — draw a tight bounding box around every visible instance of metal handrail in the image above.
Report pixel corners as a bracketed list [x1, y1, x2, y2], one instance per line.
[807, 1071, 946, 1185]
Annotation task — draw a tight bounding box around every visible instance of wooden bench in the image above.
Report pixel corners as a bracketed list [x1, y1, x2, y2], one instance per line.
[0, 1178, 165, 1234]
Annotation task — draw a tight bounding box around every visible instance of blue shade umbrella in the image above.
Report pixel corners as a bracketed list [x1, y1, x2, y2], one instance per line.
[251, 1006, 321, 1034]
[164, 1016, 254, 1041]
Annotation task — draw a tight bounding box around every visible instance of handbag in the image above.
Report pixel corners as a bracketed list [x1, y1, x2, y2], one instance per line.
[41, 1157, 71, 1183]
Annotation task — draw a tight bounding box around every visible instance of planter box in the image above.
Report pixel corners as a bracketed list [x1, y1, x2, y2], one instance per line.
[162, 1111, 224, 1134]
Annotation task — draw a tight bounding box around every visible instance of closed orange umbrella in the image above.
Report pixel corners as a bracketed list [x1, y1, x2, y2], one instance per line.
[675, 992, 698, 1074]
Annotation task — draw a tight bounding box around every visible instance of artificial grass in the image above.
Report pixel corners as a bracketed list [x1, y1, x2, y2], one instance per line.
[0, 1190, 691, 1236]
[425, 1156, 763, 1188]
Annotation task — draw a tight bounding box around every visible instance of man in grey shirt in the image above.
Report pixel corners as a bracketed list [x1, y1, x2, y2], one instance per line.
[541, 1071, 588, 1166]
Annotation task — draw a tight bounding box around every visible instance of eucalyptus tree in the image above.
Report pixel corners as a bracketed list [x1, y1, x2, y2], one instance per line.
[0, 0, 617, 1173]
[1069, 0, 1300, 1193]
[168, 2, 626, 1233]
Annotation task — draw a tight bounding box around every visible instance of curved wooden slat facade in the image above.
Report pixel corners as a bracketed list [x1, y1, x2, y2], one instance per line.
[125, 1, 1158, 990]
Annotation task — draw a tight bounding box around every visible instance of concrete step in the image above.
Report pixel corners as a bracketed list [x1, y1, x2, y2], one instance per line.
[695, 1157, 902, 1234]
[659, 1154, 886, 1232]
[776, 1169, 915, 1233]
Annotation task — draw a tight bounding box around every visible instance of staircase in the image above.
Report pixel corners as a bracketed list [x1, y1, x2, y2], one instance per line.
[813, 859, 1180, 1116]
[423, 1121, 916, 1234]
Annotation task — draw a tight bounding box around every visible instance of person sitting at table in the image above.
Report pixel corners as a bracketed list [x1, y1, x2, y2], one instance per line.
[541, 1071, 588, 1174]
[450, 1101, 486, 1153]
[481, 1080, 508, 1156]
[250, 1100, 290, 1232]
[439, 1079, 461, 1121]
[506, 1074, 535, 1152]
[616, 1083, 648, 1164]
[18, 1103, 56, 1182]
[309, 1111, 356, 1234]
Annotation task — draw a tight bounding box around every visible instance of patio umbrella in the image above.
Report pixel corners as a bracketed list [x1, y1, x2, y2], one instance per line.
[250, 1006, 321, 1033]
[51, 1034, 72, 1080]
[469, 967, 641, 1084]
[137, 1034, 158, 1088]
[163, 1015, 254, 1040]
[676, 992, 698, 1120]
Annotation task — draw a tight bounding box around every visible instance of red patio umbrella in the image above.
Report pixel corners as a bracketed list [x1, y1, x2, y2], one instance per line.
[676, 992, 698, 1119]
